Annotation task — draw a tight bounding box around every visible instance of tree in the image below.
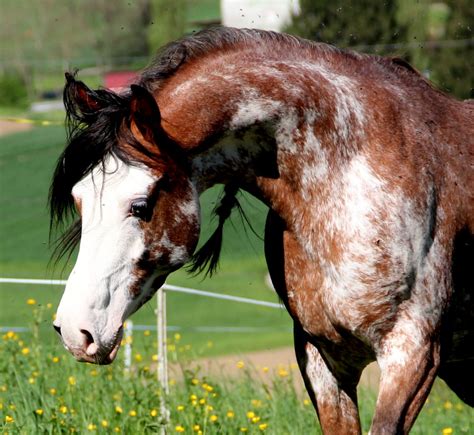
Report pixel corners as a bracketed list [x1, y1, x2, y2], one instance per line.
[284, 0, 404, 55]
[147, 0, 188, 53]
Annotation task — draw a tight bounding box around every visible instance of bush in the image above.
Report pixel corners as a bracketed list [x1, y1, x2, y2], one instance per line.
[0, 71, 29, 108]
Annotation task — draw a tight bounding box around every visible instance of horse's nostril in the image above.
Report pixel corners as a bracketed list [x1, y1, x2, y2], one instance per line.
[53, 324, 62, 337]
[80, 329, 94, 347]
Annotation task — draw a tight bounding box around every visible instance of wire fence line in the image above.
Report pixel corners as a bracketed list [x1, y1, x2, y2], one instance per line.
[0, 277, 282, 309]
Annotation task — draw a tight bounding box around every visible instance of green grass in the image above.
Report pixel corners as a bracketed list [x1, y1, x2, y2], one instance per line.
[0, 314, 472, 434]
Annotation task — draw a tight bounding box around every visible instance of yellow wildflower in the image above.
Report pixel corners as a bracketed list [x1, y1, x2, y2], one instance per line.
[101, 420, 109, 428]
[240, 428, 248, 432]
[259, 423, 268, 431]
[150, 409, 158, 417]
[27, 298, 36, 305]
[252, 416, 261, 423]
[193, 424, 201, 432]
[87, 423, 97, 431]
[246, 411, 255, 419]
[278, 368, 289, 377]
[199, 398, 206, 405]
[90, 369, 98, 377]
[129, 410, 137, 417]
[21, 347, 30, 355]
[174, 333, 181, 341]
[0, 385, 7, 391]
[28, 377, 35, 384]
[226, 410, 235, 418]
[442, 429, 453, 435]
[303, 399, 311, 406]
[47, 303, 53, 309]
[9, 404, 16, 410]
[207, 341, 213, 348]
[190, 394, 198, 401]
[115, 406, 123, 414]
[236, 361, 245, 369]
[52, 356, 60, 363]
[209, 415, 218, 422]
[251, 399, 262, 408]
[143, 330, 151, 336]
[175, 425, 185, 433]
[134, 354, 143, 362]
[455, 403, 463, 411]
[191, 378, 199, 385]
[262, 366, 269, 373]
[114, 427, 121, 432]
[35, 409, 44, 415]
[5, 415, 14, 423]
[177, 405, 185, 411]
[206, 405, 214, 411]
[443, 401, 453, 410]
[152, 354, 158, 362]
[68, 376, 76, 386]
[49, 388, 57, 395]
[59, 406, 68, 414]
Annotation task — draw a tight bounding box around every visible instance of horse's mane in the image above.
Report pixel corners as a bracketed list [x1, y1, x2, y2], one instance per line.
[49, 26, 437, 270]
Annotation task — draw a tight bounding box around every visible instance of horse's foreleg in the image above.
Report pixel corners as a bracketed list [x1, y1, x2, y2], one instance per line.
[371, 327, 440, 434]
[294, 326, 362, 434]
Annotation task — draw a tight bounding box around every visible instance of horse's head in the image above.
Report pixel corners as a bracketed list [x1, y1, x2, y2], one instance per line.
[50, 75, 200, 364]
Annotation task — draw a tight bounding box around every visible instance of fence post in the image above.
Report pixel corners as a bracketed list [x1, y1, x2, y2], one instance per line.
[157, 286, 169, 432]
[123, 320, 133, 373]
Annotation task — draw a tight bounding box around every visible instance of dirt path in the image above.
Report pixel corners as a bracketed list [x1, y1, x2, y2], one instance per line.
[171, 346, 380, 392]
[0, 120, 32, 137]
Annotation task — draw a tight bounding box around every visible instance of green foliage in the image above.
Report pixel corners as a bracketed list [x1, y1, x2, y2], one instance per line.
[0, 71, 29, 108]
[148, 0, 188, 51]
[284, 0, 404, 54]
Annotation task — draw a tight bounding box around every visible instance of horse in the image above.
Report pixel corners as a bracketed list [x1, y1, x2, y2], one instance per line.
[49, 27, 473, 434]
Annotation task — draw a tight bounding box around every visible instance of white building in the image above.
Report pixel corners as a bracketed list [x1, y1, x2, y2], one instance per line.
[221, 0, 300, 31]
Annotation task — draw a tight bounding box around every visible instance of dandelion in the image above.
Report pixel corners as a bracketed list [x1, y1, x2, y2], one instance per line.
[134, 354, 143, 362]
[455, 403, 463, 411]
[21, 347, 30, 355]
[49, 388, 57, 395]
[68, 376, 76, 386]
[240, 428, 248, 432]
[114, 427, 121, 432]
[191, 378, 199, 385]
[278, 368, 289, 377]
[236, 361, 245, 369]
[203, 383, 213, 392]
[170, 379, 176, 386]
[207, 341, 213, 348]
[5, 415, 14, 423]
[209, 415, 218, 422]
[47, 303, 53, 309]
[174, 333, 181, 341]
[101, 420, 109, 428]
[115, 406, 123, 414]
[199, 398, 206, 405]
[262, 366, 269, 373]
[27, 298, 36, 305]
[35, 409, 44, 416]
[0, 385, 7, 392]
[246, 411, 256, 419]
[226, 410, 235, 418]
[177, 405, 185, 411]
[251, 399, 262, 408]
[28, 377, 36, 384]
[90, 369, 98, 377]
[87, 423, 97, 431]
[150, 409, 158, 417]
[193, 424, 201, 432]
[190, 394, 198, 401]
[175, 425, 185, 432]
[144, 330, 151, 336]
[290, 362, 298, 370]
[52, 356, 60, 363]
[168, 344, 176, 352]
[252, 416, 261, 423]
[129, 410, 137, 417]
[206, 405, 214, 411]
[152, 354, 158, 362]
[59, 406, 68, 414]
[259, 423, 268, 431]
[442, 428, 453, 435]
[443, 401, 453, 410]
[303, 399, 311, 406]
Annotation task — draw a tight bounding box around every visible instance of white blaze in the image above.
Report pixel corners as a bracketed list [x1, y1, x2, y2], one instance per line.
[55, 155, 157, 352]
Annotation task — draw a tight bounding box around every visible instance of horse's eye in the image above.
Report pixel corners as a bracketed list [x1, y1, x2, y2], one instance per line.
[130, 200, 149, 220]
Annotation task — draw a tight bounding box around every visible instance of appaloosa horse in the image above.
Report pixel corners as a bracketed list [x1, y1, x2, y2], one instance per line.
[50, 28, 473, 434]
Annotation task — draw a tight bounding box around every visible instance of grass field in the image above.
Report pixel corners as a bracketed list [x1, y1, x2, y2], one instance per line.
[0, 126, 473, 432]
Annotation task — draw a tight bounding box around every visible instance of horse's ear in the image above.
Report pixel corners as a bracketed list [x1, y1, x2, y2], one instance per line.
[64, 72, 102, 115]
[129, 84, 161, 144]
